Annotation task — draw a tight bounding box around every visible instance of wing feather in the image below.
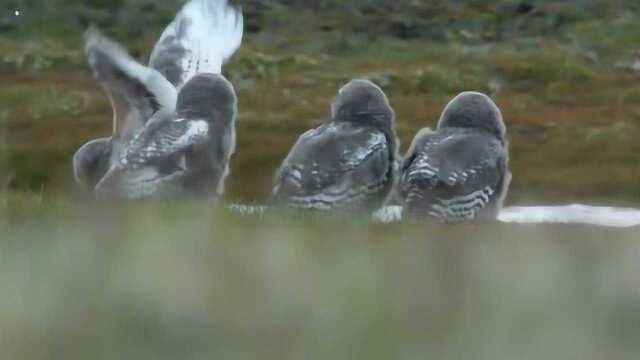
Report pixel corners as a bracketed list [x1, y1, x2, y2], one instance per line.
[149, 0, 243, 88]
[401, 129, 508, 221]
[272, 123, 392, 210]
[85, 28, 177, 141]
[119, 116, 209, 169]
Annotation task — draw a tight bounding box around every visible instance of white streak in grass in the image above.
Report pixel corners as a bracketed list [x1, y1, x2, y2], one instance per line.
[373, 204, 640, 227]
[372, 206, 404, 224]
[228, 204, 268, 216]
[226, 203, 640, 228]
[498, 205, 640, 228]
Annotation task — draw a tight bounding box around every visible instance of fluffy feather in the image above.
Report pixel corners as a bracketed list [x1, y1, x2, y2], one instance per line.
[85, 28, 178, 132]
[400, 128, 509, 222]
[272, 80, 397, 211]
[149, 0, 243, 87]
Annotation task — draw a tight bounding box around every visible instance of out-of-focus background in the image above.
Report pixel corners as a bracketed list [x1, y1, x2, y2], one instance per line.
[2, 1, 640, 359]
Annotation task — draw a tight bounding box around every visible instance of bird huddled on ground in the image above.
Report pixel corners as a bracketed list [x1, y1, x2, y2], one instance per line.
[74, 2, 511, 222]
[73, 0, 243, 200]
[69, 2, 640, 228]
[397, 92, 511, 222]
[63, 1, 640, 228]
[270, 79, 399, 212]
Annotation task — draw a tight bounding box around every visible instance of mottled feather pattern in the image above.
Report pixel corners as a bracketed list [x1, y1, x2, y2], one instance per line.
[273, 122, 392, 210]
[401, 128, 507, 222]
[120, 118, 209, 169]
[286, 177, 388, 210]
[149, 0, 243, 88]
[95, 165, 190, 200]
[339, 132, 387, 168]
[75, 0, 242, 200]
[428, 187, 496, 220]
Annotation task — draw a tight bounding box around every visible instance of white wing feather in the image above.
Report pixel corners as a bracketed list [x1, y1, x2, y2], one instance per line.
[85, 28, 178, 117]
[150, 0, 243, 86]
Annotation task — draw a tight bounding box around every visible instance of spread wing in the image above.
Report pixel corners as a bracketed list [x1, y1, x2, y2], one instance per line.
[272, 123, 392, 210]
[149, 0, 243, 88]
[95, 74, 238, 200]
[85, 28, 177, 143]
[400, 128, 509, 221]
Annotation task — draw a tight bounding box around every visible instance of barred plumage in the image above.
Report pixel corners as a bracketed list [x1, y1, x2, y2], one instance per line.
[399, 92, 511, 222]
[73, 0, 242, 200]
[272, 80, 399, 212]
[94, 74, 238, 199]
[149, 0, 243, 88]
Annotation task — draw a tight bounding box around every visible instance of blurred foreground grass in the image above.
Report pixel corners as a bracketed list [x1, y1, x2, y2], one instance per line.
[1, 200, 640, 359]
